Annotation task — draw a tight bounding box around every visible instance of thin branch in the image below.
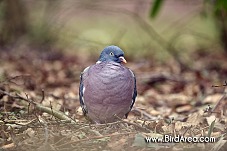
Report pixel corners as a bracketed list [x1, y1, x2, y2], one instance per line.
[0, 74, 31, 86]
[212, 81, 227, 87]
[132, 107, 157, 120]
[113, 114, 151, 133]
[38, 116, 49, 144]
[0, 89, 77, 124]
[212, 93, 227, 114]
[40, 89, 45, 103]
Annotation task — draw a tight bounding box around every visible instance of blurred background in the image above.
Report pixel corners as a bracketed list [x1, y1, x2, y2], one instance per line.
[0, 0, 226, 64]
[0, 2, 227, 150]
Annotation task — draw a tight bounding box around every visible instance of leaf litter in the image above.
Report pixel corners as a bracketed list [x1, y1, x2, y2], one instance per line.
[0, 50, 226, 151]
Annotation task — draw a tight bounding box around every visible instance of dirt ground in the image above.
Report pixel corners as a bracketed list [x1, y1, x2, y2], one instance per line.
[0, 49, 226, 151]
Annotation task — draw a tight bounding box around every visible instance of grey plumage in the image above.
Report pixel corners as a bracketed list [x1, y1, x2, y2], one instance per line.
[79, 46, 137, 123]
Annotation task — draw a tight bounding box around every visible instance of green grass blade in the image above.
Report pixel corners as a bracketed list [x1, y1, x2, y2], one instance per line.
[149, 0, 164, 19]
[208, 119, 216, 137]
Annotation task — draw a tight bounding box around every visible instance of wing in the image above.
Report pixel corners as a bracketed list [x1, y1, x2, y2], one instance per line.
[125, 69, 137, 118]
[79, 66, 90, 115]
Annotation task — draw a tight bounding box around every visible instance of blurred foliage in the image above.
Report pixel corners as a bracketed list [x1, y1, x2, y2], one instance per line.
[27, 0, 61, 50]
[213, 0, 227, 12]
[0, 0, 27, 46]
[0, 0, 225, 62]
[149, 0, 227, 53]
[149, 0, 164, 18]
[0, 0, 58, 50]
[211, 0, 227, 51]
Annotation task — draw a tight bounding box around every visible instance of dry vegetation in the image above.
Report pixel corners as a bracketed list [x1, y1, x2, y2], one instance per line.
[0, 49, 226, 151]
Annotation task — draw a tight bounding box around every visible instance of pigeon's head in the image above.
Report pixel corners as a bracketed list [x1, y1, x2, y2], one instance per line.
[98, 45, 127, 64]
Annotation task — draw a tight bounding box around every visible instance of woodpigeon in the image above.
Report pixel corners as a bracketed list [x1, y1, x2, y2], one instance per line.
[79, 45, 137, 123]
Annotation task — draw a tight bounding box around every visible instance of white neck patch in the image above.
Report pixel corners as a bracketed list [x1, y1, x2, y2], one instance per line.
[96, 60, 102, 64]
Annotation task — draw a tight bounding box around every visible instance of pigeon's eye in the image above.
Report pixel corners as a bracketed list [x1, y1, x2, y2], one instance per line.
[109, 52, 114, 56]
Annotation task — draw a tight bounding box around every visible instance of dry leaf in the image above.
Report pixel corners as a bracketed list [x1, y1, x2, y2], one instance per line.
[186, 112, 204, 125]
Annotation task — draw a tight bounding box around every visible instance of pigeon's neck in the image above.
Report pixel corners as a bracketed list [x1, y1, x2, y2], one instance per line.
[96, 60, 122, 66]
[96, 60, 102, 64]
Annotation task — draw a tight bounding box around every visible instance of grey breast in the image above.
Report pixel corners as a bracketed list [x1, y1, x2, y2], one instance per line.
[83, 62, 134, 123]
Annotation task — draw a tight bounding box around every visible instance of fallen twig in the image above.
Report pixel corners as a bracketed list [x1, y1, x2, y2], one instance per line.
[212, 93, 227, 116]
[212, 81, 227, 87]
[37, 116, 49, 144]
[1, 143, 15, 150]
[3, 119, 36, 126]
[114, 114, 151, 133]
[132, 107, 158, 120]
[0, 89, 77, 124]
[40, 89, 45, 103]
[0, 74, 31, 86]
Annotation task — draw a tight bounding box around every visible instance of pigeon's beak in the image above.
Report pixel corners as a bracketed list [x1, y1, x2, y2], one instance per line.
[119, 56, 127, 63]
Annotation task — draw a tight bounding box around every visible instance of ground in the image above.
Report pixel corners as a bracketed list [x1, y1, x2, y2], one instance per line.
[0, 49, 226, 151]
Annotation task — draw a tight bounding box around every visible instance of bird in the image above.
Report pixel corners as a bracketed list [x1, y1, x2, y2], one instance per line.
[79, 45, 137, 123]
